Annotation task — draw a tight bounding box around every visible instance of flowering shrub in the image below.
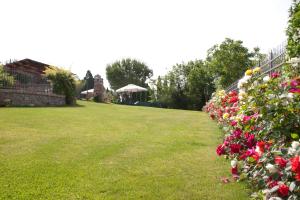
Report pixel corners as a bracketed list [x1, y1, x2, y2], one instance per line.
[287, 0, 300, 58]
[204, 58, 300, 199]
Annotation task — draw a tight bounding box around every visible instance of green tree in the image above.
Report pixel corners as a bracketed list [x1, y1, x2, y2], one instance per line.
[106, 58, 153, 90]
[0, 65, 15, 87]
[251, 47, 267, 67]
[83, 70, 94, 90]
[187, 60, 215, 108]
[287, 0, 300, 58]
[44, 66, 77, 105]
[156, 76, 163, 100]
[206, 38, 253, 88]
[156, 60, 214, 110]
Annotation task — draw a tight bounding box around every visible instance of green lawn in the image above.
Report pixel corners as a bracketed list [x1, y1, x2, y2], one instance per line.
[0, 101, 248, 199]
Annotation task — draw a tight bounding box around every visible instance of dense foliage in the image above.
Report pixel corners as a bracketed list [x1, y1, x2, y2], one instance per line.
[106, 58, 153, 90]
[204, 58, 300, 199]
[0, 65, 15, 87]
[44, 66, 77, 105]
[83, 70, 94, 91]
[287, 0, 300, 58]
[155, 60, 214, 110]
[207, 38, 256, 89]
[152, 38, 263, 110]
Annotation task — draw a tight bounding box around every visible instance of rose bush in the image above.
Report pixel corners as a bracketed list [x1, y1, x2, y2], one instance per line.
[204, 58, 300, 199]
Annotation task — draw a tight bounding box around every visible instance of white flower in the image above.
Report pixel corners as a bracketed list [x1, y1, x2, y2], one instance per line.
[279, 94, 287, 99]
[289, 57, 300, 64]
[268, 94, 275, 99]
[290, 182, 296, 191]
[253, 81, 259, 86]
[238, 90, 246, 101]
[292, 141, 300, 150]
[269, 197, 282, 200]
[288, 147, 296, 155]
[282, 101, 289, 106]
[266, 163, 277, 174]
[255, 146, 263, 156]
[263, 75, 270, 82]
[289, 57, 300, 67]
[231, 160, 238, 168]
[288, 93, 294, 99]
[237, 76, 251, 89]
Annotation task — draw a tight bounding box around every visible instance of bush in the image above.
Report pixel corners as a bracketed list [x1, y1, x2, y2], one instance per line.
[44, 66, 76, 105]
[204, 59, 300, 199]
[0, 65, 15, 87]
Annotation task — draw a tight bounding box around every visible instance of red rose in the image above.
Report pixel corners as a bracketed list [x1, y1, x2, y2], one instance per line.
[216, 144, 225, 156]
[268, 180, 278, 188]
[295, 173, 300, 181]
[231, 166, 238, 175]
[230, 144, 242, 154]
[251, 153, 260, 162]
[290, 156, 300, 173]
[229, 90, 237, 97]
[229, 96, 238, 103]
[257, 141, 265, 152]
[278, 184, 289, 197]
[245, 134, 256, 148]
[275, 156, 287, 168]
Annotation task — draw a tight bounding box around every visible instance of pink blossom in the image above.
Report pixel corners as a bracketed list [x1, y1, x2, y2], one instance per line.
[271, 72, 280, 78]
[230, 120, 237, 126]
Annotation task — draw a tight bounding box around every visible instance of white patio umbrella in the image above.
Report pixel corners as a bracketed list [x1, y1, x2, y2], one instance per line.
[116, 84, 148, 103]
[80, 89, 94, 94]
[116, 84, 147, 93]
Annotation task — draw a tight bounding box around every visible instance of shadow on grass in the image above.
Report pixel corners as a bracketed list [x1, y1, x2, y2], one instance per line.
[0, 103, 86, 109]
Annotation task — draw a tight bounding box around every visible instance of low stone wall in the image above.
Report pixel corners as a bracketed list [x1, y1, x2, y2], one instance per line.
[0, 89, 65, 106]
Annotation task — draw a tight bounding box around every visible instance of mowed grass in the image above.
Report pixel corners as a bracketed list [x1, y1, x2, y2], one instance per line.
[0, 101, 248, 200]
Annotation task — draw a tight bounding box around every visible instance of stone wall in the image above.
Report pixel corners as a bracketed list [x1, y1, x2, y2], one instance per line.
[0, 89, 65, 106]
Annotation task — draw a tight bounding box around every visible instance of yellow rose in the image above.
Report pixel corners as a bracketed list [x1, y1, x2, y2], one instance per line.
[223, 113, 230, 119]
[217, 90, 225, 96]
[253, 67, 261, 73]
[245, 69, 253, 76]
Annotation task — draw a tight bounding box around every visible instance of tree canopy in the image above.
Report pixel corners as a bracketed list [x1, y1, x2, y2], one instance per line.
[206, 38, 253, 88]
[155, 60, 214, 110]
[287, 0, 300, 58]
[83, 70, 94, 90]
[106, 58, 153, 90]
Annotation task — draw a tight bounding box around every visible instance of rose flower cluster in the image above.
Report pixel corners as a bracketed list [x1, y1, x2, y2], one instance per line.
[204, 59, 300, 200]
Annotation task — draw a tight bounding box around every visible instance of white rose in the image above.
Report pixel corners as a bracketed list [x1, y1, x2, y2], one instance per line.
[288, 147, 296, 155]
[266, 163, 277, 174]
[288, 93, 294, 99]
[263, 76, 270, 82]
[289, 57, 300, 64]
[269, 197, 282, 200]
[292, 141, 300, 150]
[231, 160, 238, 168]
[255, 146, 262, 156]
[279, 94, 287, 99]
